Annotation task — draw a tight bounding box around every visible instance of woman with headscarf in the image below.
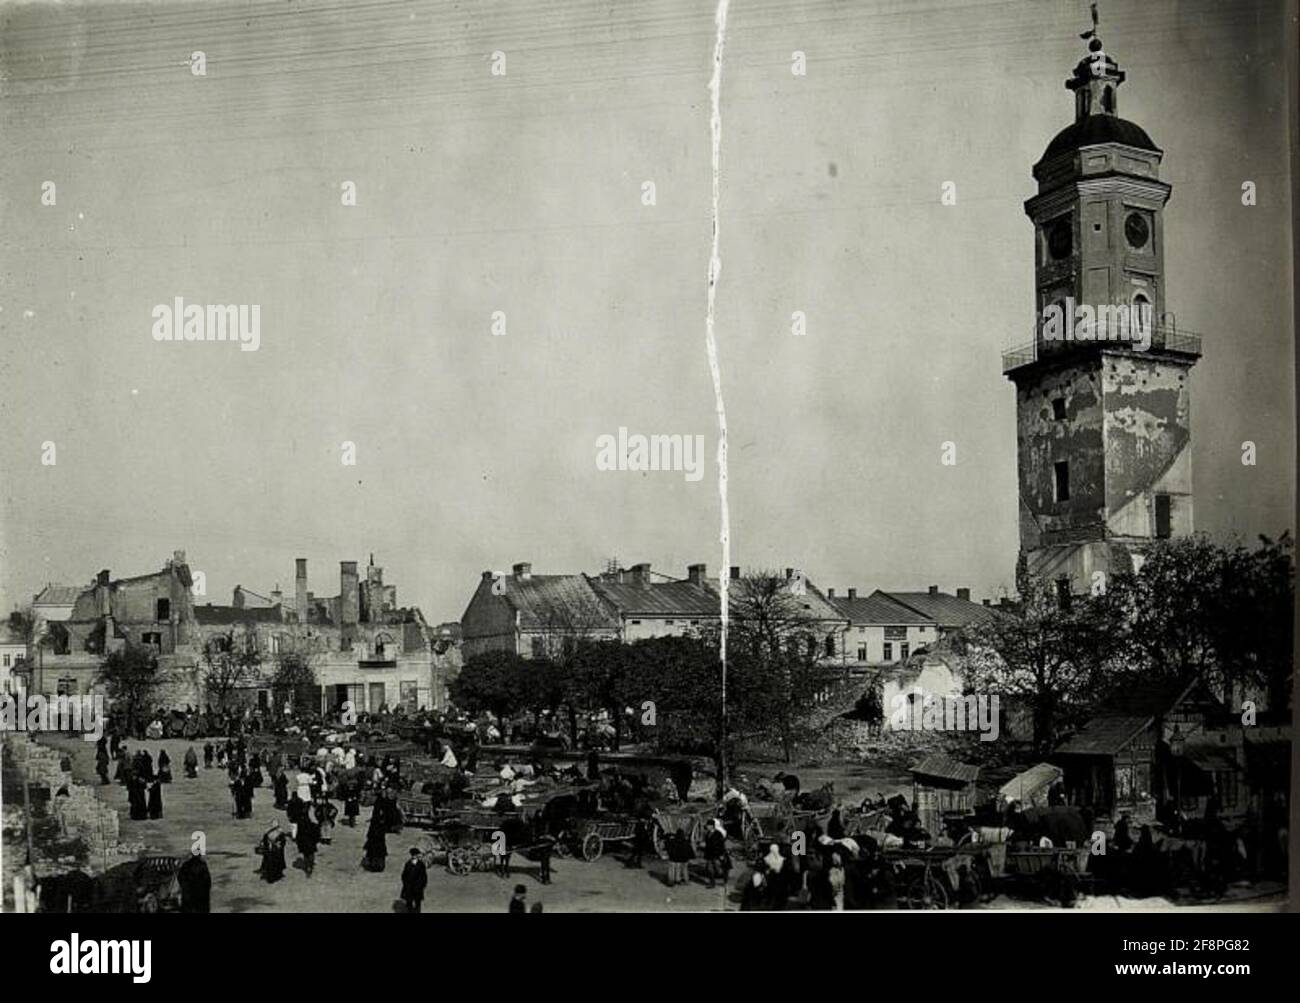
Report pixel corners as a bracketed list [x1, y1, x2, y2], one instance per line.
[740, 868, 768, 911]
[95, 738, 111, 785]
[343, 778, 361, 827]
[273, 768, 290, 809]
[147, 778, 164, 820]
[828, 853, 847, 911]
[127, 774, 149, 820]
[763, 844, 790, 910]
[156, 750, 173, 783]
[703, 819, 729, 889]
[362, 814, 388, 872]
[203, 742, 214, 769]
[827, 806, 846, 841]
[114, 745, 129, 784]
[248, 751, 264, 788]
[258, 822, 288, 882]
[183, 746, 199, 778]
[295, 813, 321, 877]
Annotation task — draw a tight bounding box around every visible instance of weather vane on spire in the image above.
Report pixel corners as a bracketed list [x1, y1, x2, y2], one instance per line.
[1080, 2, 1100, 40]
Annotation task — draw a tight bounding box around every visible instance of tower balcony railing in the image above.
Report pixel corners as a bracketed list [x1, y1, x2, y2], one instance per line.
[1002, 322, 1203, 374]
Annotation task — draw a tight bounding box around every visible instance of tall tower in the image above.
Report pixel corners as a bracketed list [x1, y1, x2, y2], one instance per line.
[1003, 24, 1202, 592]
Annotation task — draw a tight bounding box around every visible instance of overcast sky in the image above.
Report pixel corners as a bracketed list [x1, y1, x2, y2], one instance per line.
[0, 0, 1293, 625]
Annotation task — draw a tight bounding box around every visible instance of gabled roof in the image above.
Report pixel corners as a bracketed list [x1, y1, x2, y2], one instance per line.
[879, 590, 1003, 629]
[498, 575, 620, 632]
[589, 578, 719, 618]
[1054, 715, 1151, 756]
[910, 755, 979, 786]
[33, 584, 85, 606]
[830, 591, 934, 626]
[999, 762, 1063, 802]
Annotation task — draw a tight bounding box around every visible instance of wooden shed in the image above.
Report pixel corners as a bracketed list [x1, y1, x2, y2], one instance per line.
[909, 755, 980, 837]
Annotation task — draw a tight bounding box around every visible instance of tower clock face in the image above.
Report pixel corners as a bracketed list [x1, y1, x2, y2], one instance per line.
[1125, 212, 1150, 249]
[1047, 219, 1072, 260]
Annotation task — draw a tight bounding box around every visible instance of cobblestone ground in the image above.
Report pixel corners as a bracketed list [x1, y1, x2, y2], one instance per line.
[40, 735, 734, 913]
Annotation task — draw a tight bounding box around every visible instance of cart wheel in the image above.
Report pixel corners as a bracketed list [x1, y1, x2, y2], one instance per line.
[652, 823, 668, 860]
[581, 832, 602, 862]
[447, 847, 473, 875]
[904, 873, 948, 910]
[741, 813, 761, 844]
[554, 833, 573, 858]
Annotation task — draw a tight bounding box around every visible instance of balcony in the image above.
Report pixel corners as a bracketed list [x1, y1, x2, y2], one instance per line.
[1002, 322, 1203, 375]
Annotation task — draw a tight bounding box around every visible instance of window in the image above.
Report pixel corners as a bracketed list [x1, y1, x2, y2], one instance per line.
[665, 620, 674, 626]
[857, 644, 867, 661]
[900, 642, 910, 660]
[883, 642, 893, 661]
[1056, 577, 1072, 610]
[156, 598, 171, 620]
[1102, 85, 1114, 113]
[1052, 397, 1067, 421]
[824, 634, 836, 657]
[1054, 461, 1070, 502]
[270, 634, 281, 655]
[530, 637, 545, 658]
[2, 654, 8, 668]
[1154, 494, 1172, 539]
[630, 619, 641, 625]
[142, 632, 162, 649]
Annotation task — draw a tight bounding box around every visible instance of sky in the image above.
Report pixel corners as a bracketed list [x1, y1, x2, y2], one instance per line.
[0, 0, 1294, 625]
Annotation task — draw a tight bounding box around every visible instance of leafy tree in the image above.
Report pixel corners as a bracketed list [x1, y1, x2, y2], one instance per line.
[959, 572, 1122, 754]
[97, 643, 170, 738]
[1105, 532, 1294, 713]
[270, 650, 317, 716]
[569, 640, 636, 750]
[449, 650, 528, 721]
[200, 627, 263, 711]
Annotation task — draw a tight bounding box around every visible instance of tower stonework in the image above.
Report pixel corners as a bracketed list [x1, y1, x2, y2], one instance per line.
[1004, 31, 1202, 591]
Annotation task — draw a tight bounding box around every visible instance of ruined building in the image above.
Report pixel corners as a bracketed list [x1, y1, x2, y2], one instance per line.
[1002, 30, 1202, 592]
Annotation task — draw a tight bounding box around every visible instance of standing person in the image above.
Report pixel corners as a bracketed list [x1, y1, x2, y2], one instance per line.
[183, 746, 199, 779]
[362, 815, 388, 872]
[314, 796, 336, 846]
[295, 813, 321, 878]
[203, 742, 214, 769]
[343, 780, 361, 827]
[703, 819, 729, 889]
[509, 884, 528, 914]
[667, 829, 694, 886]
[95, 738, 111, 785]
[157, 750, 173, 784]
[400, 848, 428, 913]
[740, 869, 768, 911]
[828, 853, 846, 911]
[147, 778, 164, 820]
[535, 832, 555, 886]
[258, 823, 288, 883]
[128, 774, 149, 821]
[273, 769, 290, 810]
[176, 848, 212, 913]
[114, 744, 129, 784]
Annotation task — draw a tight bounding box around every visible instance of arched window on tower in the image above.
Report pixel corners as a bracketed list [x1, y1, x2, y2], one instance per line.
[1102, 86, 1114, 113]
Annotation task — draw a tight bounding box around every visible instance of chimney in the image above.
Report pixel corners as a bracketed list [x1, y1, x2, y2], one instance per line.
[785, 567, 795, 580]
[847, 588, 857, 600]
[512, 562, 532, 580]
[233, 586, 245, 610]
[271, 585, 283, 606]
[340, 561, 360, 626]
[687, 563, 706, 585]
[481, 570, 495, 582]
[631, 563, 651, 587]
[827, 588, 835, 598]
[928, 585, 939, 595]
[295, 558, 308, 625]
[729, 566, 740, 581]
[982, 599, 991, 607]
[956, 587, 971, 602]
[97, 569, 111, 586]
[172, 549, 186, 565]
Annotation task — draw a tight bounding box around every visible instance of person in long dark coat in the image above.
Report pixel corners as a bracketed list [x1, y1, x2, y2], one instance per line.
[183, 746, 199, 778]
[273, 769, 290, 809]
[400, 848, 428, 913]
[128, 775, 149, 820]
[95, 739, 111, 785]
[258, 823, 288, 883]
[295, 815, 321, 877]
[203, 742, 214, 769]
[114, 746, 129, 784]
[147, 779, 164, 819]
[137, 749, 154, 781]
[109, 731, 121, 757]
[249, 753, 264, 788]
[157, 750, 173, 783]
[362, 816, 388, 872]
[177, 851, 211, 913]
[343, 780, 361, 826]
